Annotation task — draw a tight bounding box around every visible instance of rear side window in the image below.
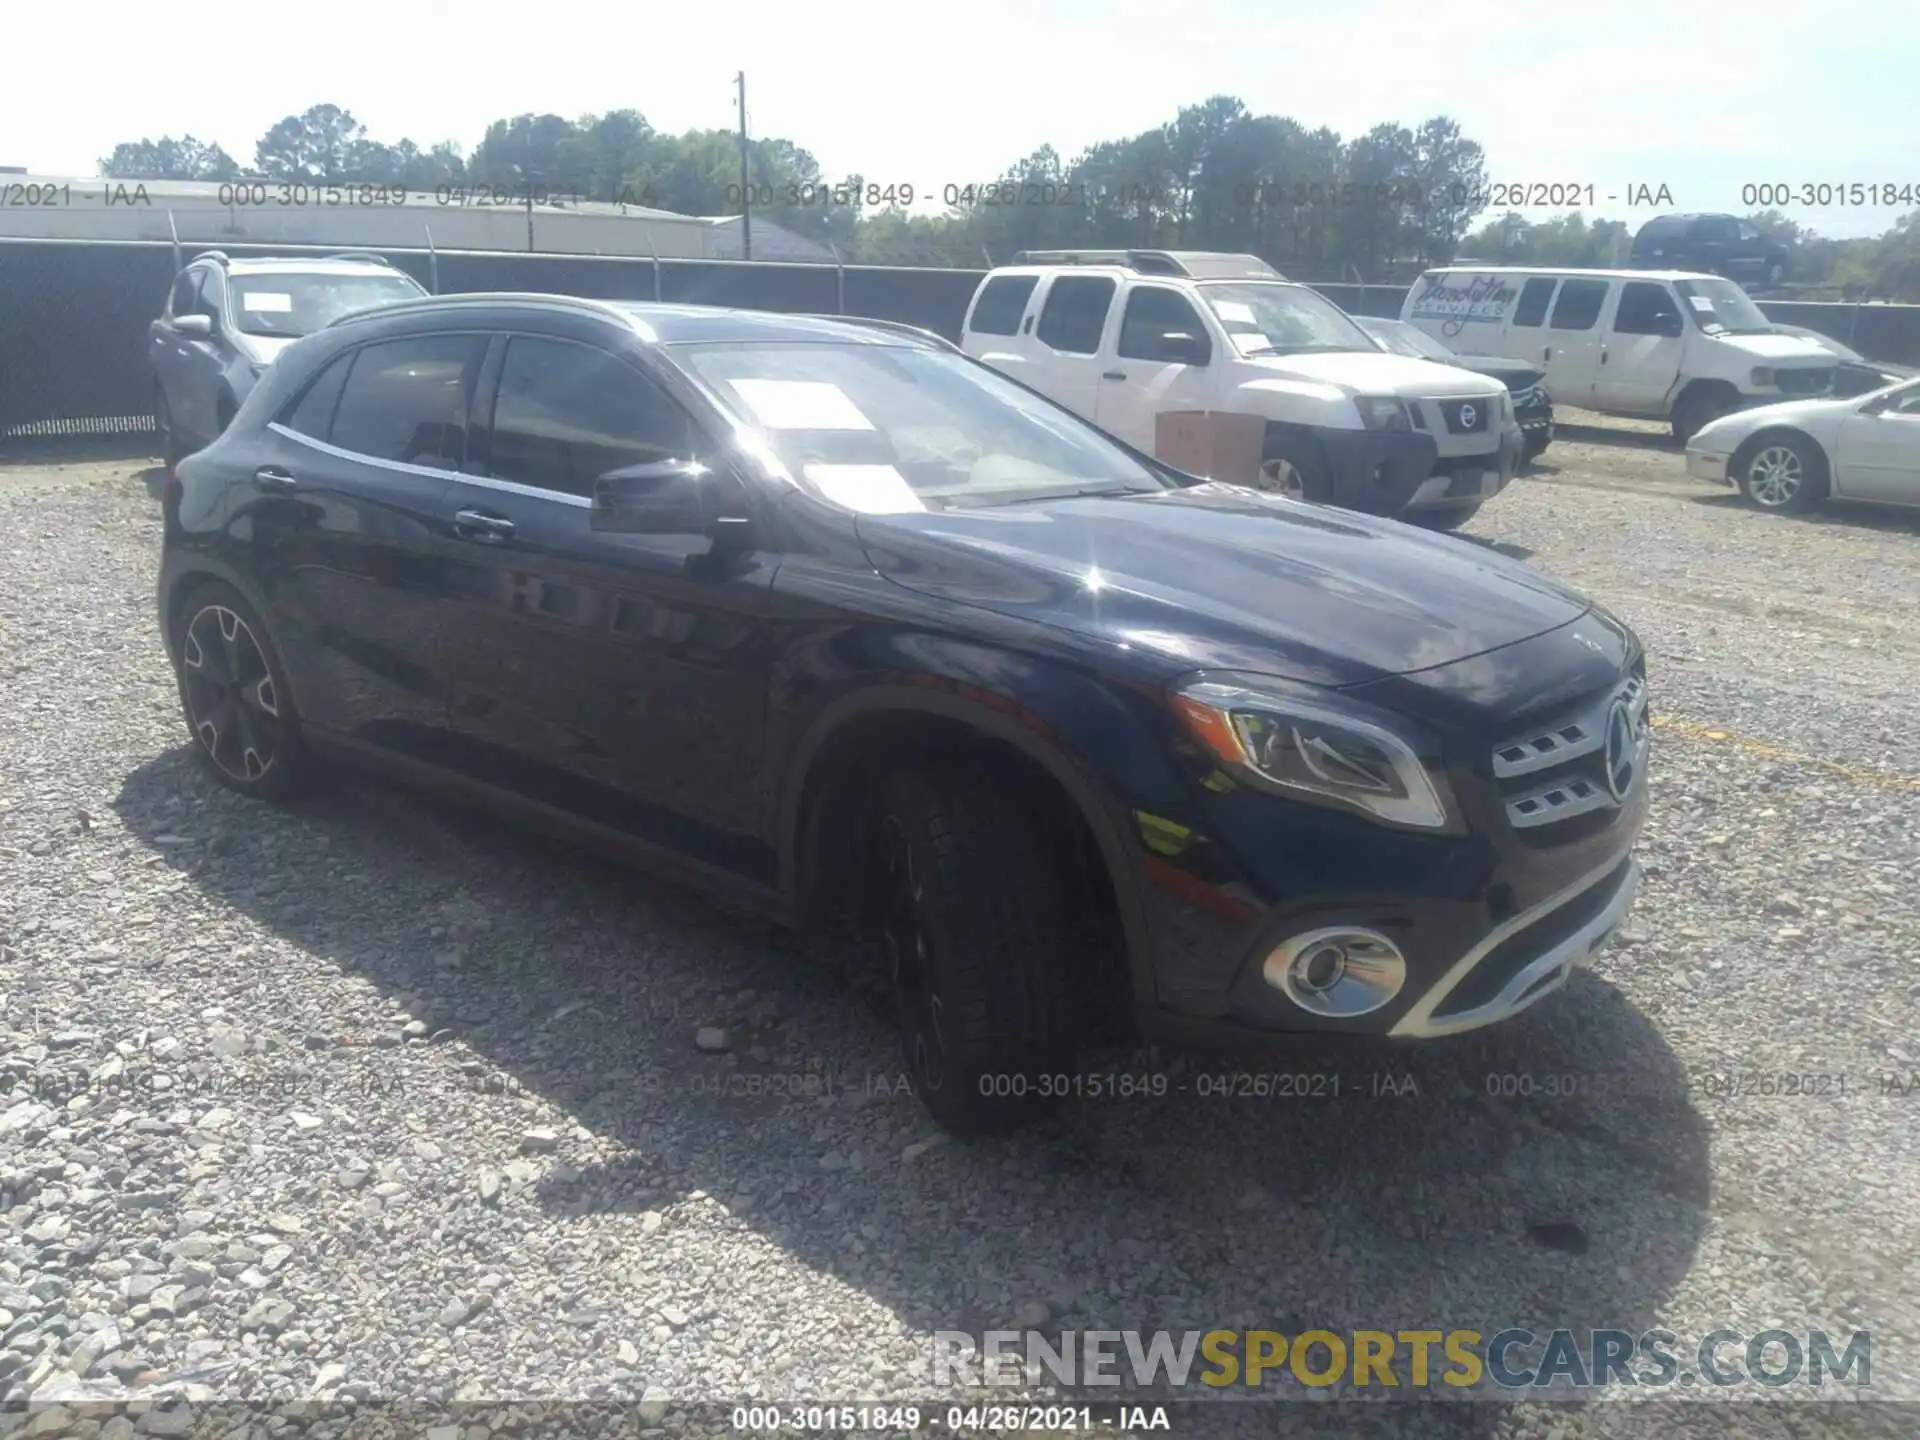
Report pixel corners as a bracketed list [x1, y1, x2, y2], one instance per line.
[1034, 275, 1115, 354]
[968, 275, 1038, 336]
[281, 353, 352, 439]
[1547, 279, 1609, 331]
[1613, 282, 1683, 336]
[1511, 277, 1557, 328]
[328, 334, 481, 468]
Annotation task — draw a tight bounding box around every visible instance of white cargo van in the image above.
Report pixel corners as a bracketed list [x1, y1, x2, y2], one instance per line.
[1401, 266, 1838, 443]
[959, 250, 1521, 529]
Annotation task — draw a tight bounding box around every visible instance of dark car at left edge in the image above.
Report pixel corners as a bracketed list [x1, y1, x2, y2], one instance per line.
[156, 294, 1650, 1134]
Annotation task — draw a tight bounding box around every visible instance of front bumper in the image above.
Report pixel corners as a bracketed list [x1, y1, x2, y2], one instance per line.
[1685, 448, 1732, 485]
[1405, 422, 1524, 510]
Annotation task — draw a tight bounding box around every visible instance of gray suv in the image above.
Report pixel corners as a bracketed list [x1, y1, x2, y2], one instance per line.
[150, 252, 427, 466]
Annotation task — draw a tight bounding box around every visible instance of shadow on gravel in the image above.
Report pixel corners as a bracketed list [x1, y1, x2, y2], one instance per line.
[1552, 424, 1679, 453]
[134, 465, 168, 500]
[114, 744, 1711, 1430]
[1684, 491, 1920, 536]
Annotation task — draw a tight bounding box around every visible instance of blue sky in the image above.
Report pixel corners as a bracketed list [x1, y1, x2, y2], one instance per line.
[3, 0, 1908, 239]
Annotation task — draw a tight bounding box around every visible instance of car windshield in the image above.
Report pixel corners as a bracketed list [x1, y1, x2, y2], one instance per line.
[1672, 278, 1772, 336]
[228, 273, 424, 338]
[1357, 317, 1456, 362]
[674, 340, 1177, 512]
[1196, 281, 1378, 356]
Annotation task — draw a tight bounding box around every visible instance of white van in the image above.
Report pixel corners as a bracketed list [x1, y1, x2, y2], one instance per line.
[959, 250, 1521, 529]
[1400, 266, 1838, 443]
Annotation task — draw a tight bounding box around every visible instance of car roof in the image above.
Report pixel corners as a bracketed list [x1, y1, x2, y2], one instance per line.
[1416, 266, 1727, 284]
[207, 256, 413, 278]
[326, 292, 943, 346]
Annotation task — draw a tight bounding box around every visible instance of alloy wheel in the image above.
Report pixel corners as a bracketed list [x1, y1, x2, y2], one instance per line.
[878, 815, 948, 1096]
[1746, 445, 1803, 508]
[180, 604, 282, 783]
[1259, 457, 1307, 500]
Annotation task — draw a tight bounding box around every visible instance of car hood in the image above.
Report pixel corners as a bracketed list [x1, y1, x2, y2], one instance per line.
[1236, 349, 1506, 398]
[1436, 353, 1544, 388]
[1716, 333, 1836, 364]
[1690, 394, 1854, 449]
[855, 484, 1591, 688]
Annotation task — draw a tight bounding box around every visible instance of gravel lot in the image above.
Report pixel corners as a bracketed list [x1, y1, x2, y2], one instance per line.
[2, 419, 1917, 1439]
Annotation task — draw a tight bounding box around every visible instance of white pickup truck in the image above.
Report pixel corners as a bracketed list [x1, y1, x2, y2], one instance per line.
[958, 249, 1523, 529]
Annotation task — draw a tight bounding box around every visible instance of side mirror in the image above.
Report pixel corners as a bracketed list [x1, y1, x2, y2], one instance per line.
[174, 314, 213, 337]
[1155, 331, 1210, 365]
[591, 459, 751, 549]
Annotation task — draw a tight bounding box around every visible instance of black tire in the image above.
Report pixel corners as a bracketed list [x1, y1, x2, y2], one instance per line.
[869, 762, 1077, 1135]
[1521, 434, 1549, 465]
[1731, 431, 1829, 515]
[1407, 500, 1483, 531]
[1670, 388, 1735, 445]
[171, 579, 312, 803]
[1254, 433, 1328, 503]
[156, 385, 185, 471]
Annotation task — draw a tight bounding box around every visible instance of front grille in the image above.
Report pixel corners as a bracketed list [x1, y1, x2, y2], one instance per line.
[1775, 367, 1835, 396]
[1510, 382, 1545, 408]
[1490, 673, 1647, 834]
[1438, 399, 1490, 434]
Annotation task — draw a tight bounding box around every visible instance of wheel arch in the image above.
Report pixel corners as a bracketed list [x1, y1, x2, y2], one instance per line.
[160, 560, 310, 721]
[1728, 423, 1832, 476]
[1670, 376, 1742, 417]
[779, 684, 1158, 1021]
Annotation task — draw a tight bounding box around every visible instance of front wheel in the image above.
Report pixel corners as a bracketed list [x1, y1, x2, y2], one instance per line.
[1733, 433, 1828, 515]
[1254, 435, 1328, 503]
[1671, 389, 1735, 445]
[1406, 500, 1483, 531]
[869, 763, 1077, 1135]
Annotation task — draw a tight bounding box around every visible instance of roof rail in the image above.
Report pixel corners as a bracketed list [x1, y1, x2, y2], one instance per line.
[323, 251, 394, 267]
[1009, 249, 1284, 281]
[796, 314, 962, 352]
[196, 250, 231, 266]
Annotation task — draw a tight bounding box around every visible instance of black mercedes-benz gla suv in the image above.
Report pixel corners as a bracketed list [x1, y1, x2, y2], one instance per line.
[156, 294, 1650, 1134]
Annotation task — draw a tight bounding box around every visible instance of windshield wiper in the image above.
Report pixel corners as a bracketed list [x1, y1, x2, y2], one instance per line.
[944, 483, 1162, 508]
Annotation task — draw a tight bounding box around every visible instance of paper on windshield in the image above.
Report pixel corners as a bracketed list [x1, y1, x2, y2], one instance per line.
[726, 379, 875, 430]
[1213, 301, 1257, 324]
[241, 292, 294, 313]
[804, 463, 925, 513]
[1230, 331, 1273, 353]
[1685, 295, 1716, 311]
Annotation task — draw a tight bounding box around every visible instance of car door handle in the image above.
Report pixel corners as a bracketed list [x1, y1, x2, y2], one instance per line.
[1543, 347, 1553, 362]
[453, 508, 515, 543]
[1600, 348, 1608, 364]
[1102, 370, 1127, 381]
[254, 466, 298, 490]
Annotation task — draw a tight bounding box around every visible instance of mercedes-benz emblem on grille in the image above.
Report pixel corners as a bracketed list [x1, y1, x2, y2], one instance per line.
[1603, 698, 1637, 801]
[1458, 403, 1477, 429]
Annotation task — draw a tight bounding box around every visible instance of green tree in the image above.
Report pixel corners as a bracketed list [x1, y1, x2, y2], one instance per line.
[98, 136, 240, 181]
[253, 105, 371, 182]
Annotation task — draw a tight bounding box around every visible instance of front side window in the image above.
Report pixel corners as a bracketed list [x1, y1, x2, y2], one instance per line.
[675, 340, 1174, 512]
[1034, 275, 1115, 354]
[1673, 278, 1772, 336]
[1197, 281, 1376, 356]
[328, 334, 481, 468]
[1117, 287, 1212, 363]
[1612, 282, 1684, 337]
[228, 272, 425, 339]
[486, 336, 699, 497]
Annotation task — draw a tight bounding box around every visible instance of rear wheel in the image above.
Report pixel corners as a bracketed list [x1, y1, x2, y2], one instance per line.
[1732, 432, 1828, 515]
[1255, 434, 1328, 502]
[172, 580, 313, 802]
[1407, 501, 1482, 531]
[869, 762, 1077, 1135]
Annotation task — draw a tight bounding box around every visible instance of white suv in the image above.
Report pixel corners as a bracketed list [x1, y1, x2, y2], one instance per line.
[959, 250, 1522, 529]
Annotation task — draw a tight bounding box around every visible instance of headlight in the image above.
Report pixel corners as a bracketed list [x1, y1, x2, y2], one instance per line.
[1751, 366, 1775, 387]
[1354, 396, 1412, 432]
[1170, 675, 1452, 830]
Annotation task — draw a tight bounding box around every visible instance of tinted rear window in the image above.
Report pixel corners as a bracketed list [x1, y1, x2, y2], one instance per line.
[1511, 277, 1557, 328]
[329, 334, 481, 468]
[1034, 275, 1115, 354]
[969, 275, 1038, 336]
[1547, 279, 1610, 331]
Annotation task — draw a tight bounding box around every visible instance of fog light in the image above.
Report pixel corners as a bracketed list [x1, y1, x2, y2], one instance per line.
[1263, 927, 1407, 1017]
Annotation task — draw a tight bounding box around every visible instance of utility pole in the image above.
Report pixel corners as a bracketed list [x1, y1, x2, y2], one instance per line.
[735, 71, 751, 261]
[524, 124, 536, 253]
